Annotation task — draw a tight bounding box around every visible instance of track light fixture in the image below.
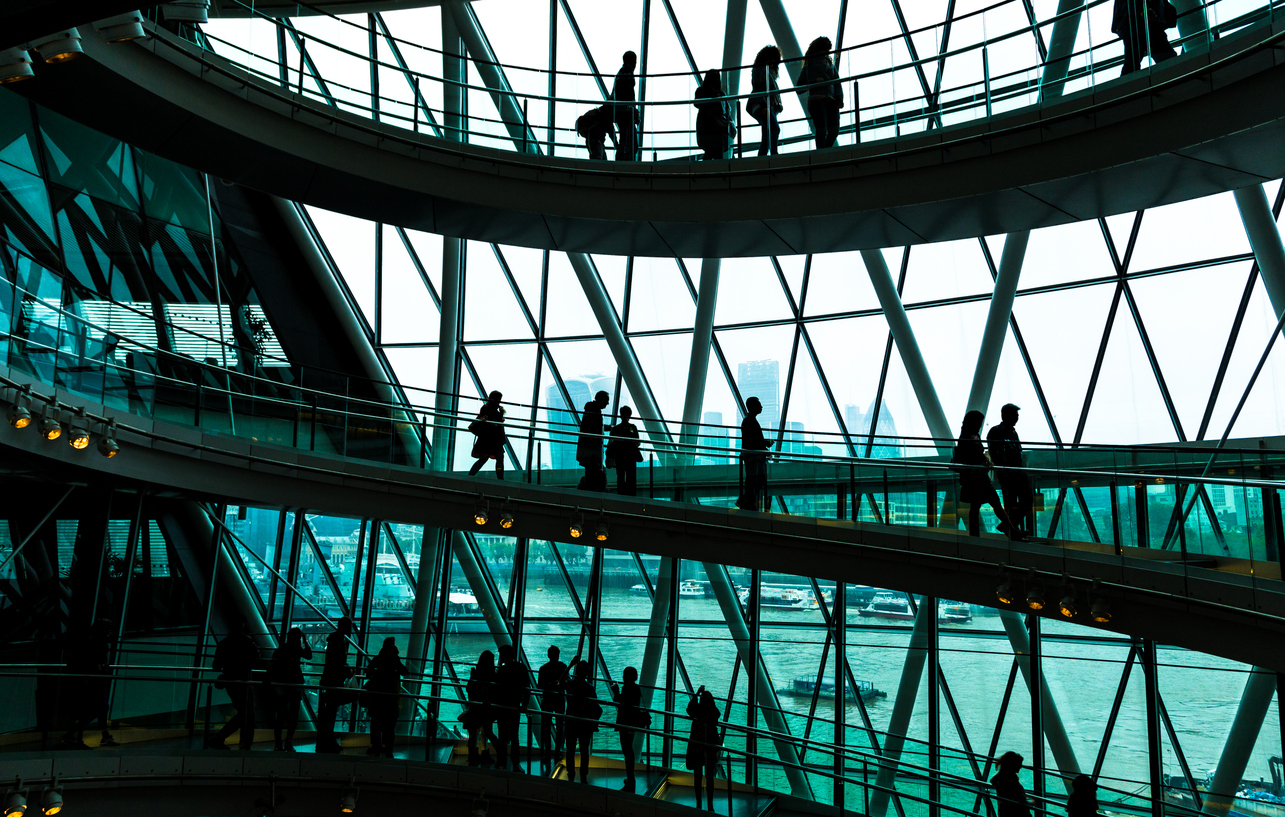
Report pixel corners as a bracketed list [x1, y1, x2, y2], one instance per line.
[94, 11, 147, 43]
[97, 421, 119, 458]
[39, 780, 61, 816]
[67, 409, 90, 450]
[1024, 568, 1045, 611]
[39, 409, 62, 442]
[338, 778, 358, 814]
[473, 497, 489, 526]
[4, 778, 27, 817]
[161, 0, 211, 24]
[569, 511, 584, 539]
[1056, 574, 1077, 618]
[0, 48, 34, 85]
[499, 501, 514, 530]
[594, 519, 609, 542]
[31, 31, 83, 63]
[996, 565, 1016, 605]
[7, 387, 32, 429]
[1089, 579, 1112, 623]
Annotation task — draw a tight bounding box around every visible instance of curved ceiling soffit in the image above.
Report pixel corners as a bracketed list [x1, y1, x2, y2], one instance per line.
[13, 21, 1285, 257]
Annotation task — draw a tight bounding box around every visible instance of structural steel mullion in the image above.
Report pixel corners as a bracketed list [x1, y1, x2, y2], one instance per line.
[673, 259, 748, 418]
[556, 0, 612, 100]
[304, 520, 350, 618]
[973, 659, 1020, 815]
[280, 509, 304, 634]
[282, 22, 338, 107]
[1019, 0, 1049, 60]
[887, 0, 939, 123]
[1140, 638, 1164, 817]
[1092, 644, 1137, 778]
[1158, 693, 1203, 810]
[657, 0, 701, 78]
[266, 509, 288, 625]
[373, 13, 444, 138]
[928, 0, 959, 119]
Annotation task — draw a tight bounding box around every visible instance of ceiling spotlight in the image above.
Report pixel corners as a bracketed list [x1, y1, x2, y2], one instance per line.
[338, 786, 358, 814]
[0, 48, 34, 85]
[97, 422, 119, 458]
[473, 497, 489, 526]
[1089, 580, 1111, 623]
[94, 11, 147, 43]
[996, 577, 1016, 605]
[39, 784, 61, 816]
[4, 778, 27, 817]
[7, 388, 32, 429]
[67, 410, 90, 450]
[31, 30, 83, 63]
[39, 413, 62, 442]
[1057, 594, 1077, 618]
[594, 520, 609, 542]
[499, 503, 514, 530]
[569, 512, 584, 539]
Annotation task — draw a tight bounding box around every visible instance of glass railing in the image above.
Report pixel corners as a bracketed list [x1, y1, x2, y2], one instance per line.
[0, 655, 1235, 817]
[3, 282, 1284, 593]
[170, 0, 1285, 162]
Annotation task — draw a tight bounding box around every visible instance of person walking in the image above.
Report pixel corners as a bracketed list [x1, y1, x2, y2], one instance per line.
[606, 406, 643, 496]
[685, 687, 722, 810]
[987, 403, 1033, 536]
[991, 751, 1032, 817]
[1067, 774, 1099, 817]
[612, 51, 638, 161]
[576, 105, 615, 160]
[58, 618, 118, 749]
[577, 390, 610, 491]
[694, 69, 734, 161]
[747, 45, 783, 156]
[494, 644, 529, 772]
[465, 650, 498, 766]
[610, 666, 645, 792]
[468, 391, 507, 478]
[315, 616, 355, 753]
[563, 660, 600, 783]
[362, 637, 403, 758]
[268, 626, 312, 752]
[736, 397, 771, 511]
[537, 645, 568, 773]
[796, 36, 843, 149]
[207, 616, 260, 750]
[952, 411, 1024, 540]
[1112, 0, 1177, 75]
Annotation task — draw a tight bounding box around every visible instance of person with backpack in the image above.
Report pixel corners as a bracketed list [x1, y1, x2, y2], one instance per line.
[493, 644, 529, 771]
[795, 36, 844, 149]
[577, 106, 614, 160]
[268, 626, 312, 752]
[467, 390, 507, 479]
[208, 616, 260, 750]
[563, 660, 600, 783]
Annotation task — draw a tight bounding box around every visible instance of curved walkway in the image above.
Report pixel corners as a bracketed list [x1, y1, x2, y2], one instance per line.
[12, 18, 1285, 257]
[2, 385, 1282, 673]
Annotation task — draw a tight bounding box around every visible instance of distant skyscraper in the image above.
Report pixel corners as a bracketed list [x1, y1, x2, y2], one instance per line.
[844, 404, 865, 437]
[697, 411, 730, 464]
[544, 375, 613, 469]
[737, 360, 780, 436]
[784, 421, 805, 455]
[843, 401, 900, 457]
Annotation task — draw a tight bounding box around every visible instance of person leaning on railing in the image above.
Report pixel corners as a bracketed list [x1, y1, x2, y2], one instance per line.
[685, 687, 723, 811]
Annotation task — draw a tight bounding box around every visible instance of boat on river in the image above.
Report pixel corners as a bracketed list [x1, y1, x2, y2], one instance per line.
[777, 677, 887, 702]
[679, 580, 707, 598]
[860, 592, 914, 620]
[937, 601, 973, 623]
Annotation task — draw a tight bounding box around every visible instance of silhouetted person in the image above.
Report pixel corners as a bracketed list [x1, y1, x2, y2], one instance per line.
[563, 659, 598, 783]
[611, 666, 644, 792]
[59, 618, 117, 749]
[577, 390, 610, 491]
[991, 751, 1032, 817]
[748, 45, 783, 156]
[269, 626, 312, 752]
[468, 390, 507, 478]
[694, 69, 734, 161]
[737, 397, 770, 511]
[953, 411, 1023, 540]
[315, 616, 355, 753]
[797, 36, 843, 149]
[537, 645, 568, 772]
[208, 616, 259, 750]
[1067, 774, 1099, 817]
[686, 687, 721, 810]
[465, 650, 497, 766]
[364, 637, 403, 758]
[576, 105, 615, 160]
[987, 403, 1033, 536]
[494, 644, 528, 772]
[607, 406, 642, 496]
[1113, 0, 1176, 75]
[612, 51, 638, 161]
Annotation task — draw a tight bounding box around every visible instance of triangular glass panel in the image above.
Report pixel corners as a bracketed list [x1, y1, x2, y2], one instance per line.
[901, 237, 996, 305]
[780, 340, 848, 460]
[459, 341, 540, 470]
[980, 329, 1056, 446]
[1022, 218, 1118, 289]
[715, 256, 796, 324]
[713, 324, 796, 437]
[380, 225, 440, 344]
[1203, 283, 1279, 440]
[1079, 311, 1181, 445]
[803, 250, 881, 317]
[1130, 191, 1250, 273]
[593, 252, 630, 320]
[380, 8, 445, 118]
[545, 253, 608, 338]
[627, 257, 697, 332]
[872, 346, 935, 457]
[905, 297, 989, 427]
[630, 332, 695, 424]
[495, 243, 546, 318]
[643, 0, 700, 160]
[306, 205, 377, 329]
[463, 241, 536, 341]
[0, 92, 42, 176]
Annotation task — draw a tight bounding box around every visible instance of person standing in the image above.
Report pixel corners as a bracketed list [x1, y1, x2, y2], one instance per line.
[363, 637, 404, 758]
[577, 390, 611, 491]
[987, 403, 1033, 536]
[315, 616, 355, 753]
[796, 36, 843, 149]
[747, 45, 783, 156]
[685, 687, 722, 810]
[1067, 774, 1099, 817]
[465, 651, 497, 766]
[612, 51, 638, 161]
[537, 645, 568, 773]
[468, 391, 507, 478]
[607, 406, 642, 496]
[563, 660, 599, 783]
[611, 666, 644, 792]
[694, 69, 734, 161]
[269, 626, 312, 752]
[208, 616, 260, 750]
[991, 751, 1033, 817]
[953, 412, 1024, 541]
[1112, 0, 1177, 75]
[494, 644, 529, 772]
[737, 397, 771, 511]
[58, 618, 118, 749]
